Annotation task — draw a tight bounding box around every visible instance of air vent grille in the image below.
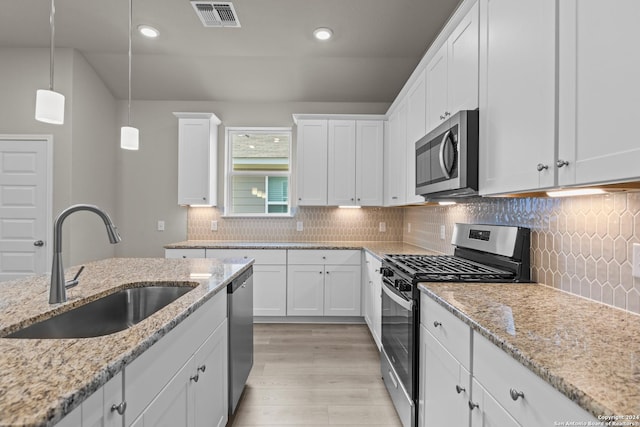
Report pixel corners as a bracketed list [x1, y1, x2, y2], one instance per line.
[191, 1, 241, 27]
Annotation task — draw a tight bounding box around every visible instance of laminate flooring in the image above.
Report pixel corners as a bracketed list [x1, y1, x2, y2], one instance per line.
[229, 323, 403, 427]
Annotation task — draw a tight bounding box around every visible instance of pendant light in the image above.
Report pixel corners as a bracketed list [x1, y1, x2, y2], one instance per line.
[121, 0, 139, 150]
[35, 0, 65, 125]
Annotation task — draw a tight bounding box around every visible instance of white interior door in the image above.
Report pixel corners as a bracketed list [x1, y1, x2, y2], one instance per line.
[0, 135, 51, 281]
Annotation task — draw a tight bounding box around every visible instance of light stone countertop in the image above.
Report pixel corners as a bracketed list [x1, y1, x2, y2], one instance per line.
[419, 282, 640, 420]
[0, 257, 253, 427]
[164, 240, 440, 260]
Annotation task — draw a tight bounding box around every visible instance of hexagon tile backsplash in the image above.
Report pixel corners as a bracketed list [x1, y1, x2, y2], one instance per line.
[403, 192, 640, 315]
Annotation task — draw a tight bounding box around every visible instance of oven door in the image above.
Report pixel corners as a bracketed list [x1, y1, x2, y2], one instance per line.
[381, 278, 416, 427]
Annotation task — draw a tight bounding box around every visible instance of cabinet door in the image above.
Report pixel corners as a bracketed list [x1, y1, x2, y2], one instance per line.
[448, 1, 479, 115]
[470, 379, 521, 427]
[478, 0, 556, 195]
[327, 120, 357, 206]
[193, 320, 228, 427]
[356, 120, 384, 206]
[287, 265, 324, 316]
[82, 372, 123, 427]
[253, 265, 287, 316]
[136, 358, 195, 427]
[324, 265, 361, 316]
[420, 327, 470, 427]
[384, 104, 407, 206]
[558, 0, 640, 186]
[406, 71, 427, 204]
[426, 43, 449, 132]
[177, 117, 216, 206]
[296, 120, 328, 206]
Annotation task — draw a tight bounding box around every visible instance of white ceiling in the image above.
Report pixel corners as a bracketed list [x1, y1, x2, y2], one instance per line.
[0, 0, 462, 103]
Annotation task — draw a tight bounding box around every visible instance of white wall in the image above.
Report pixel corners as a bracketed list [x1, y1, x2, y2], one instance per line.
[115, 100, 389, 257]
[0, 48, 118, 266]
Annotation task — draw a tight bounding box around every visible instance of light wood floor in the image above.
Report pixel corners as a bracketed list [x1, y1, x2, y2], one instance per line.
[228, 323, 403, 427]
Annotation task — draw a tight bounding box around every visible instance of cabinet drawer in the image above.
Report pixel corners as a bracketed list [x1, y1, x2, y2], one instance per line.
[288, 249, 360, 265]
[165, 248, 206, 258]
[125, 290, 226, 424]
[473, 333, 596, 426]
[206, 249, 286, 265]
[420, 294, 471, 371]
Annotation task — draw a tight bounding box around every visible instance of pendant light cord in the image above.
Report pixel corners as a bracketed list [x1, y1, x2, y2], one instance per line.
[127, 0, 132, 125]
[49, 0, 55, 91]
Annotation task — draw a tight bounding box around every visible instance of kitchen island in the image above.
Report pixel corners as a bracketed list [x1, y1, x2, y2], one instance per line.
[0, 257, 253, 427]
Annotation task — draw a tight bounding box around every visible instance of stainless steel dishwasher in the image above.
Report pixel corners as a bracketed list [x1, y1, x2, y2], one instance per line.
[228, 266, 253, 415]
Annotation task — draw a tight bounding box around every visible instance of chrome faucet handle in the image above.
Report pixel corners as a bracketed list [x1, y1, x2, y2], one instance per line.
[65, 265, 85, 289]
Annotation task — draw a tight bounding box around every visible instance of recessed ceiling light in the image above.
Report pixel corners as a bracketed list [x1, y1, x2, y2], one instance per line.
[138, 25, 160, 38]
[313, 27, 333, 41]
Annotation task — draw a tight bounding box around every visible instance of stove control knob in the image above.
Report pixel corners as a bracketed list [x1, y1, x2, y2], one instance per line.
[380, 267, 394, 277]
[397, 281, 412, 292]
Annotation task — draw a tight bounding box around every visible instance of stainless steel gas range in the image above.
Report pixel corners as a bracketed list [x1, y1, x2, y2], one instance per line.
[380, 223, 531, 427]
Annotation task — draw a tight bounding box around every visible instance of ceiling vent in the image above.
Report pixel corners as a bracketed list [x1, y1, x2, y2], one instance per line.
[191, 1, 241, 28]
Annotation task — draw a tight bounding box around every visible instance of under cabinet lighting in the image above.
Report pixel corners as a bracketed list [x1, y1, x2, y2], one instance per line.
[338, 205, 361, 209]
[546, 188, 607, 198]
[438, 201, 456, 206]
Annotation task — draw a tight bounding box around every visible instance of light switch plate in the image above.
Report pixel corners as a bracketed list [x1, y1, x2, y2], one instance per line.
[379, 222, 386, 232]
[440, 225, 446, 240]
[633, 243, 640, 278]
[408, 223, 412, 233]
[211, 220, 218, 231]
[296, 221, 303, 232]
[157, 220, 165, 231]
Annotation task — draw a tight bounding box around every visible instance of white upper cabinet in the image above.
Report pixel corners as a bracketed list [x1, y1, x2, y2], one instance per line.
[327, 120, 357, 206]
[405, 71, 427, 204]
[557, 0, 640, 187]
[478, 0, 556, 195]
[384, 104, 407, 206]
[298, 116, 384, 207]
[355, 120, 384, 206]
[426, 1, 479, 133]
[296, 119, 328, 206]
[174, 113, 221, 206]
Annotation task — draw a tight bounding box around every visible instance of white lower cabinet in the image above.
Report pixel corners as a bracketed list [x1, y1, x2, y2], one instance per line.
[165, 248, 206, 259]
[419, 326, 470, 427]
[205, 249, 287, 317]
[470, 379, 520, 427]
[287, 250, 361, 317]
[130, 319, 228, 427]
[363, 252, 382, 349]
[56, 372, 124, 427]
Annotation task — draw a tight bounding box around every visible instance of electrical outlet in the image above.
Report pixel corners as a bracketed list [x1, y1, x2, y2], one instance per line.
[211, 220, 218, 231]
[157, 220, 165, 231]
[633, 243, 640, 278]
[440, 225, 446, 240]
[379, 222, 386, 232]
[408, 223, 412, 233]
[296, 221, 303, 232]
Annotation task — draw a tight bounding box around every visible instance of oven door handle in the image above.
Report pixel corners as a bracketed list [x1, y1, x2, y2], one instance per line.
[382, 282, 413, 311]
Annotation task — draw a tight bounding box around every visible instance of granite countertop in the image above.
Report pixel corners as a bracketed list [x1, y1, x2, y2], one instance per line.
[164, 240, 439, 260]
[418, 282, 640, 419]
[0, 257, 253, 427]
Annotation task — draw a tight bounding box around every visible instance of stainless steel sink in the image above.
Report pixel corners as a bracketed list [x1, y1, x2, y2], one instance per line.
[5, 285, 195, 339]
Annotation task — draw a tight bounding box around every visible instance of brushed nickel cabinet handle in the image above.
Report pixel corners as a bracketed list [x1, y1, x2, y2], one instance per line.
[433, 321, 442, 328]
[556, 159, 569, 168]
[34, 240, 44, 247]
[510, 388, 525, 401]
[468, 401, 479, 410]
[190, 373, 200, 382]
[536, 163, 549, 171]
[111, 401, 127, 415]
[455, 385, 466, 394]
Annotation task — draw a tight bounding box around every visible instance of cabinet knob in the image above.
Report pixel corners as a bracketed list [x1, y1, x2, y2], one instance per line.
[357, 198, 361, 202]
[433, 321, 442, 328]
[509, 388, 525, 401]
[392, 196, 398, 200]
[536, 163, 549, 172]
[444, 111, 451, 117]
[198, 365, 206, 373]
[202, 197, 206, 201]
[440, 115, 446, 120]
[468, 401, 479, 411]
[326, 271, 330, 275]
[455, 385, 466, 394]
[111, 401, 127, 415]
[556, 159, 570, 168]
[33, 240, 44, 247]
[190, 373, 200, 382]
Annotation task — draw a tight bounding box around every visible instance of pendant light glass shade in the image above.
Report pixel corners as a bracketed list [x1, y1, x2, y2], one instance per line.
[120, 126, 139, 150]
[35, 0, 65, 125]
[35, 89, 65, 124]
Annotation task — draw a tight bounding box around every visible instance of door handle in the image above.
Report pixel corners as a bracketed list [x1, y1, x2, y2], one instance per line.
[33, 240, 44, 247]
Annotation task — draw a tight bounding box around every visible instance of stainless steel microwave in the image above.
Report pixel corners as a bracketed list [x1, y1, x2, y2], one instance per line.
[415, 109, 479, 199]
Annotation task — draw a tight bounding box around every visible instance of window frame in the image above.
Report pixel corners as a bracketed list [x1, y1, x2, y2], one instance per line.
[224, 126, 293, 217]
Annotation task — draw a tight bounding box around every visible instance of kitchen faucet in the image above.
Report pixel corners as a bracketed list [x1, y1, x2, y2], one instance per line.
[49, 204, 121, 304]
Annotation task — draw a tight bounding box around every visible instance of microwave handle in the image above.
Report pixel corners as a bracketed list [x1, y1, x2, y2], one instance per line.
[438, 130, 454, 179]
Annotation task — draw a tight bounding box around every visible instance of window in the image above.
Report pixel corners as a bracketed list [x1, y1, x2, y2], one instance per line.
[225, 128, 292, 216]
